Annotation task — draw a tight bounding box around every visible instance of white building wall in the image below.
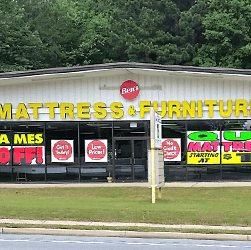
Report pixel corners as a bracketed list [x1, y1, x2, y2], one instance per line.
[1, 70, 251, 121]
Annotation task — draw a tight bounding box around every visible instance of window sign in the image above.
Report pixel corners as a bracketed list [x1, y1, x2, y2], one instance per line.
[0, 133, 45, 166]
[85, 140, 107, 163]
[150, 110, 162, 149]
[187, 131, 220, 164]
[0, 146, 11, 165]
[51, 140, 74, 163]
[161, 139, 181, 162]
[222, 131, 251, 164]
[13, 146, 45, 165]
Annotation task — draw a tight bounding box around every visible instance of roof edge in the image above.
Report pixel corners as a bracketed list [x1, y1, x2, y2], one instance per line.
[1, 62, 251, 79]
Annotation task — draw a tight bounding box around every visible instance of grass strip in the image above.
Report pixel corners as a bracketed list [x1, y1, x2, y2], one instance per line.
[0, 187, 251, 227]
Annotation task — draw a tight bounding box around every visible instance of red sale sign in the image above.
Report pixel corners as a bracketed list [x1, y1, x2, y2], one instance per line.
[85, 140, 107, 162]
[0, 146, 11, 165]
[13, 146, 45, 165]
[161, 139, 181, 162]
[51, 140, 74, 162]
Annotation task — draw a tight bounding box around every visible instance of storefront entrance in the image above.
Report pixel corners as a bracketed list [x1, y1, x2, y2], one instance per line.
[112, 137, 149, 181]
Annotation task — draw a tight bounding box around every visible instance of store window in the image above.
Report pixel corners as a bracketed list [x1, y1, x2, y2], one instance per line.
[46, 122, 78, 182]
[10, 122, 45, 182]
[79, 122, 112, 181]
[163, 119, 251, 182]
[1, 119, 251, 183]
[221, 120, 251, 180]
[0, 123, 13, 182]
[113, 121, 149, 137]
[186, 120, 221, 181]
[162, 121, 186, 181]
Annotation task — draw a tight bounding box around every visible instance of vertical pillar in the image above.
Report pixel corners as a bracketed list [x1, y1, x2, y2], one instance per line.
[78, 122, 81, 183]
[157, 187, 162, 199]
[185, 122, 188, 181]
[220, 123, 223, 180]
[44, 122, 47, 183]
[151, 148, 155, 204]
[10, 123, 14, 182]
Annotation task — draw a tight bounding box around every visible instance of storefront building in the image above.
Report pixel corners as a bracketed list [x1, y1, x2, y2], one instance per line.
[1, 62, 251, 182]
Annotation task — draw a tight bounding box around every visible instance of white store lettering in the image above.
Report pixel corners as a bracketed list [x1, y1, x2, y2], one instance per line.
[121, 86, 139, 94]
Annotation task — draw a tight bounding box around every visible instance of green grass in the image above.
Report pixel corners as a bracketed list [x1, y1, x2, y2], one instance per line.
[0, 187, 251, 227]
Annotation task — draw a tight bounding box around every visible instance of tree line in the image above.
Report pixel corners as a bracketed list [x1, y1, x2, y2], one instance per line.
[1, 0, 251, 72]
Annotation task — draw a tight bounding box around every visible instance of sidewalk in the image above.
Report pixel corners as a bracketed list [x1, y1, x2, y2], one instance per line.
[1, 218, 251, 241]
[1, 181, 251, 188]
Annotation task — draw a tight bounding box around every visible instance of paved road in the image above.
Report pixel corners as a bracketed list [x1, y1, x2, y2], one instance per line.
[0, 235, 251, 250]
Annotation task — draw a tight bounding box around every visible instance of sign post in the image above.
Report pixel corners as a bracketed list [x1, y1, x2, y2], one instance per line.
[151, 148, 155, 203]
[149, 109, 163, 204]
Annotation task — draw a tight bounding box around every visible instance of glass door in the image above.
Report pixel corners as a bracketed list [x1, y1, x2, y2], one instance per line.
[133, 139, 148, 180]
[113, 138, 148, 181]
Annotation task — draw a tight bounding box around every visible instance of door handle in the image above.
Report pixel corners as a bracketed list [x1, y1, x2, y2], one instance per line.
[130, 158, 135, 165]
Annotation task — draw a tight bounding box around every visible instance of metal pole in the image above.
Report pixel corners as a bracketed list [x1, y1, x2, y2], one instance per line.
[151, 148, 155, 203]
[185, 122, 188, 181]
[44, 122, 47, 183]
[78, 122, 81, 183]
[150, 109, 156, 204]
[220, 123, 222, 180]
[157, 187, 162, 199]
[10, 123, 14, 182]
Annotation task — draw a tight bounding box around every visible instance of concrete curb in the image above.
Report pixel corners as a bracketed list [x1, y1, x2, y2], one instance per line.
[1, 219, 251, 241]
[1, 219, 251, 232]
[1, 227, 251, 241]
[1, 181, 251, 188]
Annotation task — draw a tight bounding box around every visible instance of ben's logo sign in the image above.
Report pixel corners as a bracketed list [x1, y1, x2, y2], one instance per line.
[120, 80, 140, 100]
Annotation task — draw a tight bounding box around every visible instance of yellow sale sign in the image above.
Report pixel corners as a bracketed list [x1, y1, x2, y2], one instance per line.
[187, 131, 220, 164]
[221, 131, 251, 164]
[187, 131, 251, 165]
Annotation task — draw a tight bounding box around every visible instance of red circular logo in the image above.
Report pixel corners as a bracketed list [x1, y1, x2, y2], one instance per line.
[162, 139, 180, 160]
[120, 80, 140, 100]
[87, 140, 107, 161]
[52, 140, 73, 161]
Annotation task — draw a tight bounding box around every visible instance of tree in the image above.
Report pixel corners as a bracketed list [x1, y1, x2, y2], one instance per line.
[67, 0, 112, 65]
[173, 0, 197, 11]
[176, 0, 210, 65]
[18, 0, 112, 67]
[0, 0, 45, 72]
[194, 0, 251, 69]
[18, 0, 81, 68]
[97, 0, 182, 64]
[6, 0, 251, 71]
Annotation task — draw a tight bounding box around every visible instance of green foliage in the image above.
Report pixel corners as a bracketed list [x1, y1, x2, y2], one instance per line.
[103, 0, 182, 64]
[0, 0, 45, 72]
[17, 0, 81, 68]
[177, 0, 210, 65]
[68, 0, 112, 65]
[194, 0, 251, 68]
[1, 0, 251, 71]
